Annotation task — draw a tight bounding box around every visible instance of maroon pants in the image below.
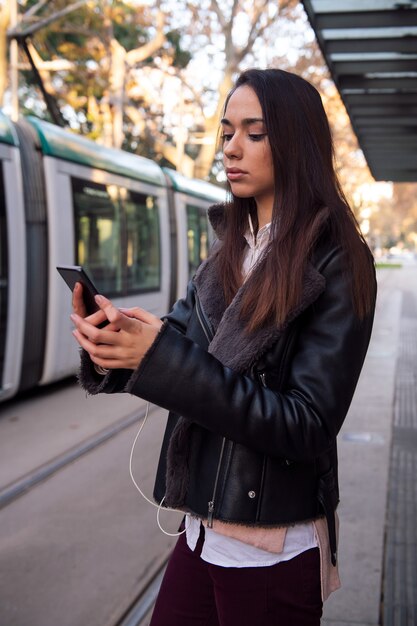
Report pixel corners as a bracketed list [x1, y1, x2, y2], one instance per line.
[150, 527, 323, 626]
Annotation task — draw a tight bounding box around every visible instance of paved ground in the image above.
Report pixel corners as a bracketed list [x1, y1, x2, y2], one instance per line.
[1, 264, 415, 626]
[322, 265, 417, 626]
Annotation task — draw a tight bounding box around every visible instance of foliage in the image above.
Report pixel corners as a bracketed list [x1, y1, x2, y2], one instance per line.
[2, 0, 416, 247]
[4, 0, 191, 147]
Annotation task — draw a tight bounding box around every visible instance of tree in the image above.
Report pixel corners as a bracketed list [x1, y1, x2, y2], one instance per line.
[0, 2, 10, 105]
[168, 0, 299, 178]
[3, 1, 187, 148]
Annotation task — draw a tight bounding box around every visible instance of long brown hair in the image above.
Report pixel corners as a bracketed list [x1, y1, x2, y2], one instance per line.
[215, 69, 375, 331]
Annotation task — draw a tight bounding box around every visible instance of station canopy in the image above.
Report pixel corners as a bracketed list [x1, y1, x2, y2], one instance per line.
[301, 0, 417, 182]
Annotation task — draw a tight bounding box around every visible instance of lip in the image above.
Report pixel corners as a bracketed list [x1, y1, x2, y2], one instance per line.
[226, 168, 247, 181]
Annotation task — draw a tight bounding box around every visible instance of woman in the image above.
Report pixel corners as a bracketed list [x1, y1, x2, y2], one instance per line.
[71, 69, 376, 625]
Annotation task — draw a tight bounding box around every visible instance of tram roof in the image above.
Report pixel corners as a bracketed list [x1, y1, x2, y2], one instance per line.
[0, 112, 19, 146]
[27, 116, 166, 186]
[163, 168, 226, 203]
[301, 0, 417, 182]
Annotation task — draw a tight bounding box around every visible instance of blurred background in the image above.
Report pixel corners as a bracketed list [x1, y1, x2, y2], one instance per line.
[1, 0, 416, 256]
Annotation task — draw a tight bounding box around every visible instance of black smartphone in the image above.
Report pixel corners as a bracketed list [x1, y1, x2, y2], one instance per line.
[57, 265, 100, 316]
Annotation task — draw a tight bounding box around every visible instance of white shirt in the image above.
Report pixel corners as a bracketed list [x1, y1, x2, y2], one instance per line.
[185, 213, 318, 567]
[186, 516, 317, 567]
[241, 214, 271, 278]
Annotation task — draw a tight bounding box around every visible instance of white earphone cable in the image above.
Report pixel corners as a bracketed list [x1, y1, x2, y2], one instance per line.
[129, 402, 188, 537]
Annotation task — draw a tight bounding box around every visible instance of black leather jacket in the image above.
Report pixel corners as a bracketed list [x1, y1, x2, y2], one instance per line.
[80, 233, 376, 566]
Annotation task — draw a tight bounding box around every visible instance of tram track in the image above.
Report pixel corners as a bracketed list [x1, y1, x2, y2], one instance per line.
[0, 394, 178, 626]
[0, 404, 152, 510]
[115, 548, 171, 626]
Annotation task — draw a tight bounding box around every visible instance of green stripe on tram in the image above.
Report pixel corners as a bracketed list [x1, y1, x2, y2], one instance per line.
[0, 112, 19, 146]
[163, 168, 226, 203]
[26, 116, 166, 186]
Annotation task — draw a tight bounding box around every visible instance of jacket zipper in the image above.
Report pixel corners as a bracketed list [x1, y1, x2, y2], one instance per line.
[194, 295, 226, 528]
[195, 295, 213, 345]
[207, 437, 226, 528]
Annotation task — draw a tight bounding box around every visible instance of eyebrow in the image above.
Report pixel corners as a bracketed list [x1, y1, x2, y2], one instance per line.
[220, 117, 265, 127]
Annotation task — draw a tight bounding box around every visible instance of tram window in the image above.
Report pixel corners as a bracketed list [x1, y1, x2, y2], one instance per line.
[186, 204, 209, 277]
[72, 177, 160, 296]
[0, 165, 7, 383]
[72, 179, 122, 295]
[124, 191, 160, 292]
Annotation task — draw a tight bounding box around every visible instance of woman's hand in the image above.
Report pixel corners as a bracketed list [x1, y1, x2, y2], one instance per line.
[71, 294, 163, 370]
[72, 282, 117, 330]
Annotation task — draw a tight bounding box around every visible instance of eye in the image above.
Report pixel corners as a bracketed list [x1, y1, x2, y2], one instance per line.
[221, 133, 234, 142]
[249, 133, 267, 142]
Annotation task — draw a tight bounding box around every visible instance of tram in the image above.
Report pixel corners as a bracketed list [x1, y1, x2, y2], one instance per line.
[0, 111, 225, 402]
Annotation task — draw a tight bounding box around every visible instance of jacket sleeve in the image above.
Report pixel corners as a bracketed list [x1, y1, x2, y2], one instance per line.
[126, 247, 376, 462]
[77, 281, 196, 395]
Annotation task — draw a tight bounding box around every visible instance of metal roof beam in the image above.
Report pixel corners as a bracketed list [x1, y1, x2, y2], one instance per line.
[315, 12, 417, 30]
[366, 155, 417, 162]
[311, 1, 416, 12]
[322, 26, 417, 40]
[332, 59, 417, 74]
[360, 137, 417, 145]
[344, 93, 417, 105]
[355, 125, 417, 134]
[340, 76, 417, 90]
[327, 39, 417, 54]
[349, 106, 417, 115]
[371, 171, 416, 181]
[353, 117, 417, 126]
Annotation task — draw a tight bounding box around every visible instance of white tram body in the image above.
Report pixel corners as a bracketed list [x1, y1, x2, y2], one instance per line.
[0, 115, 26, 401]
[0, 112, 225, 402]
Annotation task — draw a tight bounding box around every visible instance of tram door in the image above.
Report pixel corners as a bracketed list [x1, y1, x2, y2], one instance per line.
[173, 195, 216, 302]
[186, 203, 211, 278]
[0, 164, 6, 389]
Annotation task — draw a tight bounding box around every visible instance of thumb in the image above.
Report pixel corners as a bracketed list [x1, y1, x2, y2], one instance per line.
[120, 307, 162, 327]
[94, 295, 138, 331]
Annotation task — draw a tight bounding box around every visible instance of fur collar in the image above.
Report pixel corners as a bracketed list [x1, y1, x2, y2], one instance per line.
[207, 203, 228, 239]
[202, 203, 326, 372]
[193, 252, 325, 374]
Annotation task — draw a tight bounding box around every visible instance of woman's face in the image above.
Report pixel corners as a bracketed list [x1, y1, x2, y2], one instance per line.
[221, 85, 275, 215]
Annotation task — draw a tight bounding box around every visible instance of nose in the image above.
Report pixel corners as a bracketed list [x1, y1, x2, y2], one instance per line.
[223, 133, 242, 160]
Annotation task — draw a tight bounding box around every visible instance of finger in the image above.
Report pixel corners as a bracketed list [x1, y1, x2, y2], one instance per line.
[72, 329, 133, 366]
[85, 308, 109, 327]
[72, 282, 87, 318]
[71, 313, 123, 344]
[72, 329, 118, 360]
[119, 307, 162, 327]
[94, 295, 140, 331]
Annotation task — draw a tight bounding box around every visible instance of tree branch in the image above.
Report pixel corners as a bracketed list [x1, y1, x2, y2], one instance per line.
[125, 10, 165, 66]
[236, 3, 277, 63]
[0, 4, 10, 104]
[210, 0, 227, 31]
[230, 0, 240, 22]
[8, 0, 95, 39]
[22, 0, 53, 21]
[25, 40, 74, 73]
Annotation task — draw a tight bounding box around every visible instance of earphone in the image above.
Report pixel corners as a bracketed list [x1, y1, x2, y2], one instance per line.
[129, 402, 189, 537]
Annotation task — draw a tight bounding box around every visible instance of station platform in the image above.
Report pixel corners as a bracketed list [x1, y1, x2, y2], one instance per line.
[321, 264, 417, 626]
[0, 264, 415, 626]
